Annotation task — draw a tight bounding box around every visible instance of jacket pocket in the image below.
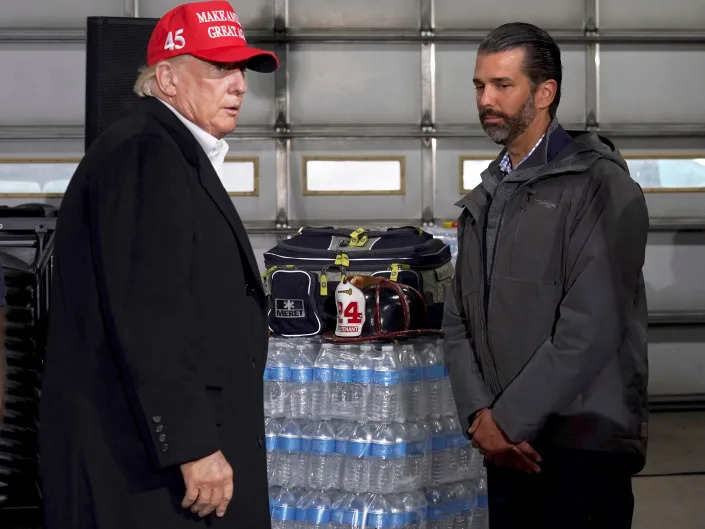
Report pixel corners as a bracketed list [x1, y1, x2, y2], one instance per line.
[488, 276, 561, 387]
[508, 190, 566, 282]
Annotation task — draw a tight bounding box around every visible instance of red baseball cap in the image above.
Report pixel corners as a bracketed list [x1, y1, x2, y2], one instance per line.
[147, 1, 279, 72]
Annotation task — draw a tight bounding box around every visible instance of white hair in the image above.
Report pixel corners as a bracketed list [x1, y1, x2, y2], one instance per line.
[133, 55, 190, 97]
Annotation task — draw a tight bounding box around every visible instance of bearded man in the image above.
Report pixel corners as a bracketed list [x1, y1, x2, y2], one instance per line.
[442, 22, 650, 529]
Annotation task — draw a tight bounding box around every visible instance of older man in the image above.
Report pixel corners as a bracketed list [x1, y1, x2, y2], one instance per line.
[39, 2, 277, 528]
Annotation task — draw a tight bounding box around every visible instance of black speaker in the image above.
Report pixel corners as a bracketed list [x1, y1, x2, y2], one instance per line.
[85, 17, 158, 151]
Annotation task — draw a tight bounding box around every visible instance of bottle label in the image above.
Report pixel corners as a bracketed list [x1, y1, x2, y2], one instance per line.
[371, 442, 396, 459]
[367, 512, 392, 528]
[314, 367, 334, 382]
[444, 364, 449, 376]
[347, 439, 370, 457]
[352, 368, 373, 383]
[446, 434, 468, 448]
[296, 507, 308, 522]
[403, 367, 421, 383]
[335, 439, 348, 455]
[306, 507, 331, 524]
[334, 367, 354, 383]
[432, 436, 447, 451]
[478, 493, 489, 508]
[271, 505, 297, 522]
[406, 511, 419, 524]
[311, 438, 336, 454]
[290, 366, 313, 383]
[265, 366, 290, 382]
[408, 440, 425, 455]
[373, 370, 400, 386]
[330, 509, 344, 524]
[300, 436, 312, 452]
[427, 506, 444, 521]
[394, 441, 408, 457]
[343, 509, 365, 525]
[391, 512, 406, 527]
[423, 365, 444, 380]
[278, 436, 301, 452]
[265, 435, 278, 451]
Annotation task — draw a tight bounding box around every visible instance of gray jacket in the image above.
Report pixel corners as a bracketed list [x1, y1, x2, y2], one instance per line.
[443, 123, 650, 472]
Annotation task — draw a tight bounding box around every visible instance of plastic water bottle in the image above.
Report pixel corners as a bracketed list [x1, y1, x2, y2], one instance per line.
[392, 422, 410, 493]
[291, 337, 321, 364]
[330, 492, 353, 529]
[404, 422, 425, 490]
[440, 485, 459, 529]
[271, 488, 299, 529]
[453, 481, 473, 529]
[333, 345, 356, 419]
[417, 421, 433, 484]
[474, 474, 489, 529]
[429, 418, 446, 485]
[439, 344, 457, 418]
[420, 340, 444, 419]
[265, 340, 292, 418]
[442, 416, 465, 482]
[448, 418, 471, 480]
[343, 422, 372, 493]
[289, 345, 314, 419]
[313, 344, 336, 419]
[470, 447, 484, 479]
[334, 422, 354, 490]
[367, 494, 392, 529]
[352, 345, 375, 418]
[296, 489, 315, 529]
[265, 417, 281, 485]
[308, 420, 338, 490]
[387, 494, 407, 529]
[401, 490, 426, 529]
[425, 487, 451, 529]
[306, 491, 333, 528]
[345, 493, 370, 529]
[369, 423, 397, 494]
[372, 345, 401, 423]
[276, 418, 303, 487]
[398, 343, 423, 422]
[270, 485, 281, 513]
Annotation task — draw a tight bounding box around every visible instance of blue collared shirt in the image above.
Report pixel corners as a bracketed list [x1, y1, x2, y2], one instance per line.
[499, 133, 546, 174]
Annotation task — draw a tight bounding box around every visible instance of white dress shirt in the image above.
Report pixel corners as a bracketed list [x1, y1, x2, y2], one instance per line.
[156, 98, 230, 178]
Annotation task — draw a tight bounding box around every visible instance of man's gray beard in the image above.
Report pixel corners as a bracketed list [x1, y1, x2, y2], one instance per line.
[481, 93, 537, 146]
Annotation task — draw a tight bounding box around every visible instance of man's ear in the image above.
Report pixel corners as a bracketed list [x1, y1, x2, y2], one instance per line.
[535, 79, 558, 113]
[155, 61, 179, 97]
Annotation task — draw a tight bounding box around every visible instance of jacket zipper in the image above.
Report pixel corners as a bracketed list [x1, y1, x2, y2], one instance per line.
[480, 201, 509, 396]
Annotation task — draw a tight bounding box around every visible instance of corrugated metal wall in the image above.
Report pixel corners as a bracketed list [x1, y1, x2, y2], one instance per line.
[0, 0, 704, 401]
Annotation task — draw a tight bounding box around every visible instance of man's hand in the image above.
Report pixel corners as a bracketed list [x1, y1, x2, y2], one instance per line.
[469, 409, 541, 473]
[180, 450, 233, 518]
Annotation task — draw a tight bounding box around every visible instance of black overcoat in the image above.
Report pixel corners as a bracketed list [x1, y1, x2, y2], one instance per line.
[39, 97, 271, 529]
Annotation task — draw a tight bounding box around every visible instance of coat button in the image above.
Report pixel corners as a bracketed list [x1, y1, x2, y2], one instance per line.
[158, 434, 167, 443]
[251, 358, 256, 368]
[257, 437, 263, 448]
[155, 425, 164, 433]
[161, 443, 169, 453]
[152, 416, 162, 424]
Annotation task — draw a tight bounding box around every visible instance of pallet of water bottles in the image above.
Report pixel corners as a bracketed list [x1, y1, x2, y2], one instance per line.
[263, 336, 489, 528]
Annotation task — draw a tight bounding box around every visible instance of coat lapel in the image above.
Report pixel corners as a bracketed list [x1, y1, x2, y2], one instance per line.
[195, 153, 264, 295]
[138, 98, 264, 297]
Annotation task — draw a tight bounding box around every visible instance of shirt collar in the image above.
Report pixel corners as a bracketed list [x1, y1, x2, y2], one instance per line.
[155, 98, 229, 177]
[499, 133, 546, 175]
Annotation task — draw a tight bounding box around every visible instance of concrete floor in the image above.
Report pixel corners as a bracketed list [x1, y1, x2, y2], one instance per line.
[633, 411, 705, 529]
